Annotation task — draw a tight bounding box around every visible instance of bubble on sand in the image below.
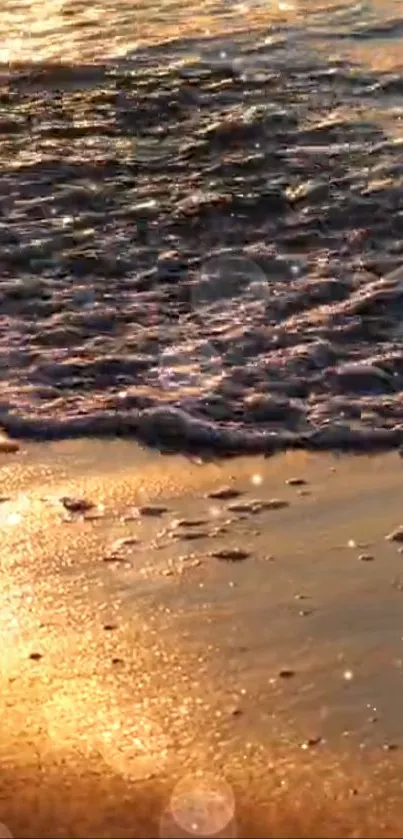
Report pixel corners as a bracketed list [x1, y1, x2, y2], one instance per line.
[165, 772, 235, 837]
[343, 669, 354, 681]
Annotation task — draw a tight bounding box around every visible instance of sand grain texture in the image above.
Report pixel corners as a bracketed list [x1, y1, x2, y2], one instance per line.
[2, 441, 403, 836]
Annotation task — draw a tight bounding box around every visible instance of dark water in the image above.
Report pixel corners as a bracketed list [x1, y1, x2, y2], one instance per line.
[2, 0, 403, 455]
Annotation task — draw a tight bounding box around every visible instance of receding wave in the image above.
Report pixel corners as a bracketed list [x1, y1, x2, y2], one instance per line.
[2, 22, 403, 455]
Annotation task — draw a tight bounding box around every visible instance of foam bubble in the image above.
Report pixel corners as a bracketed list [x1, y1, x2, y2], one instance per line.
[167, 772, 235, 837]
[192, 254, 270, 312]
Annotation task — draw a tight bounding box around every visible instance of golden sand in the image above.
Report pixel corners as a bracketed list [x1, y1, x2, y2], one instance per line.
[2, 440, 403, 835]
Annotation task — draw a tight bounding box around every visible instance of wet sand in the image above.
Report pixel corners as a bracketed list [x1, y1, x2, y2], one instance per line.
[3, 440, 403, 836]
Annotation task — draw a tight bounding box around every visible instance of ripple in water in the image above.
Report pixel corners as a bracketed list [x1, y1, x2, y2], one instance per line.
[1, 2, 403, 454]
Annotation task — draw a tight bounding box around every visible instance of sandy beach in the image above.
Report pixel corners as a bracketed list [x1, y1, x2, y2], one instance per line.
[2, 0, 403, 835]
[2, 439, 403, 836]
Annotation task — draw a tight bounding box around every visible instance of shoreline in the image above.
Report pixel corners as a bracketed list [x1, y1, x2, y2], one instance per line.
[3, 440, 403, 836]
[2, 408, 403, 458]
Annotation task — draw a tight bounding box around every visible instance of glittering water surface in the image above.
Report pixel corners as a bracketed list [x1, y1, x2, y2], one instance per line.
[2, 0, 403, 454]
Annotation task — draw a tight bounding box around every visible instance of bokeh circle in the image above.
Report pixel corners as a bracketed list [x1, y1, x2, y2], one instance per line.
[167, 772, 235, 837]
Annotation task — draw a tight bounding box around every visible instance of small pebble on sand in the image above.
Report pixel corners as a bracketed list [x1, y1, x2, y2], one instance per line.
[261, 499, 289, 510]
[229, 706, 243, 717]
[0, 437, 19, 454]
[386, 526, 403, 543]
[172, 518, 208, 528]
[279, 669, 295, 679]
[228, 500, 262, 514]
[301, 736, 322, 749]
[28, 652, 43, 661]
[359, 553, 374, 562]
[102, 553, 127, 563]
[179, 531, 209, 541]
[212, 548, 250, 561]
[0, 496, 10, 503]
[383, 743, 399, 751]
[207, 486, 243, 500]
[286, 478, 307, 486]
[138, 504, 168, 517]
[60, 496, 95, 513]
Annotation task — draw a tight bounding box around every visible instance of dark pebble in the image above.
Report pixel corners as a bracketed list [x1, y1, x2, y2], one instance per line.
[386, 527, 403, 543]
[60, 496, 94, 513]
[359, 553, 375, 562]
[212, 548, 250, 561]
[261, 499, 289, 510]
[383, 743, 399, 751]
[228, 500, 261, 514]
[302, 736, 322, 748]
[229, 707, 243, 717]
[0, 437, 19, 453]
[207, 486, 243, 500]
[29, 652, 43, 661]
[103, 624, 117, 631]
[139, 505, 168, 516]
[102, 554, 127, 563]
[112, 657, 124, 665]
[286, 478, 307, 486]
[279, 668, 295, 679]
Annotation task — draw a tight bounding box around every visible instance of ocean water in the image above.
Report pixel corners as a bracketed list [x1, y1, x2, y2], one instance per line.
[2, 0, 403, 455]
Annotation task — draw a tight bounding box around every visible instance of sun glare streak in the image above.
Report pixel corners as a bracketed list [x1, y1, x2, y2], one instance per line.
[0, 0, 302, 64]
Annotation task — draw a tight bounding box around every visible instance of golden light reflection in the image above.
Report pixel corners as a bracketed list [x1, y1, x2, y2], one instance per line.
[0, 586, 35, 676]
[0, 0, 401, 72]
[0, 0, 301, 65]
[44, 677, 170, 781]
